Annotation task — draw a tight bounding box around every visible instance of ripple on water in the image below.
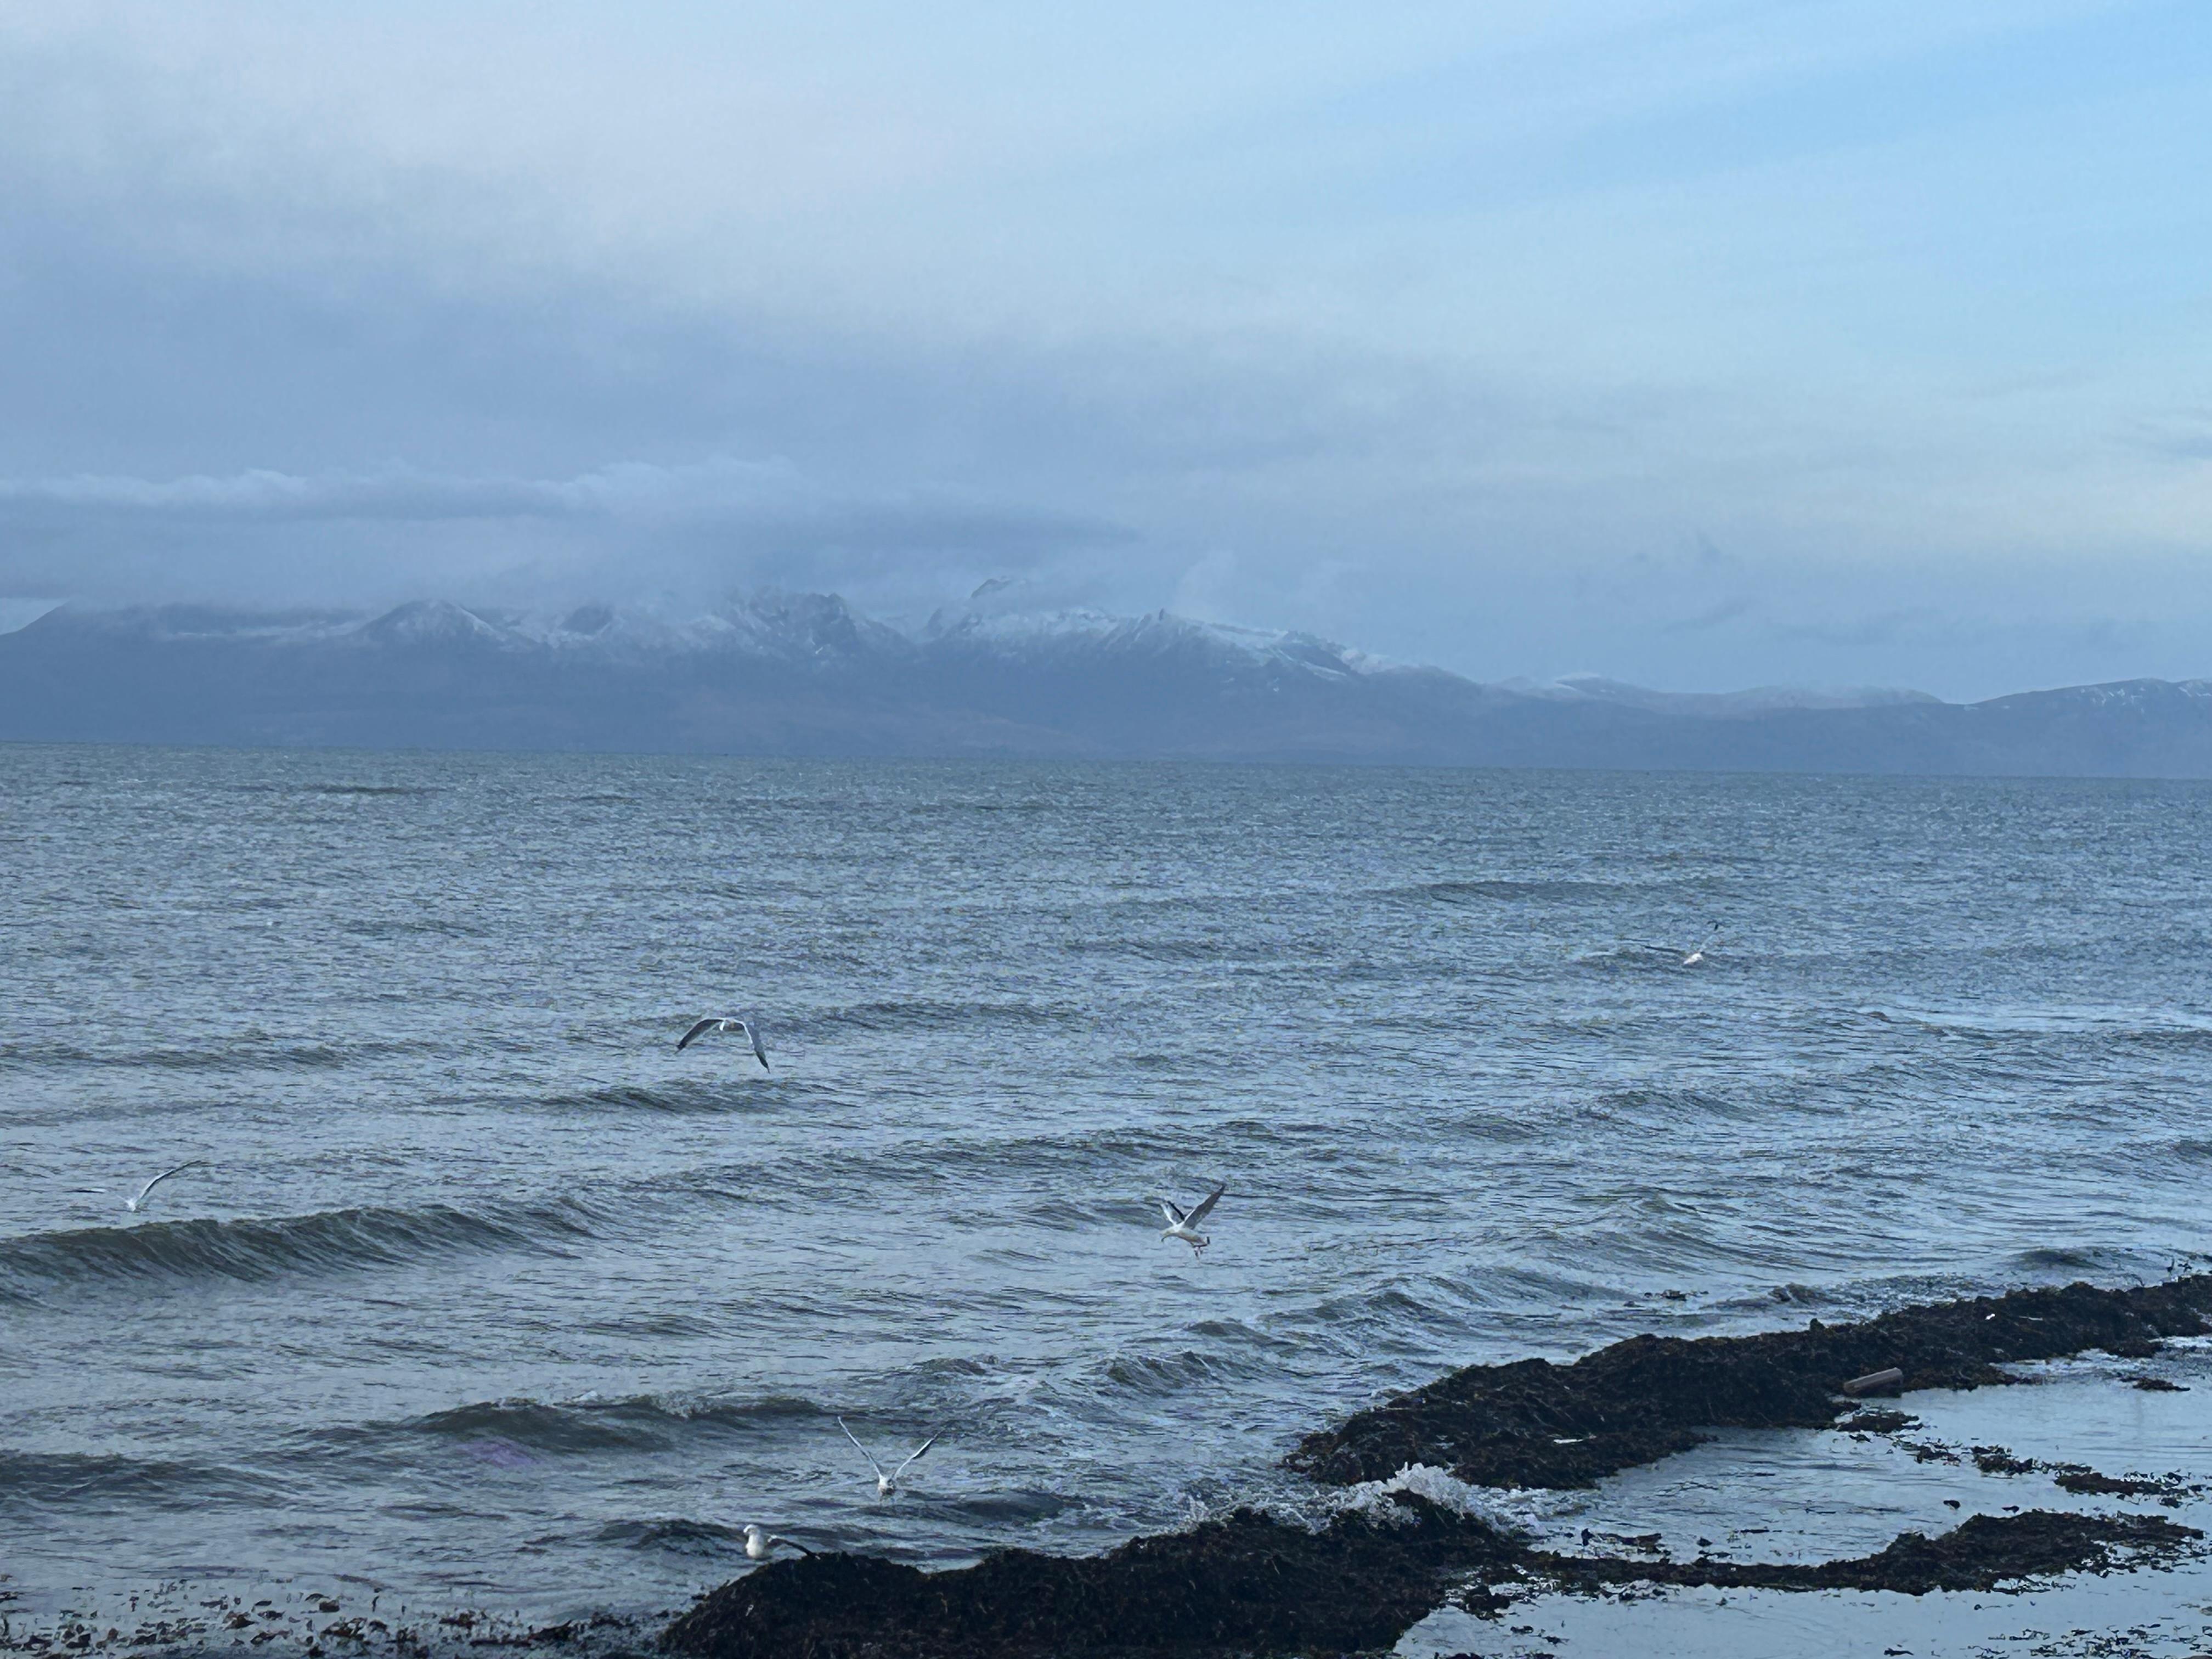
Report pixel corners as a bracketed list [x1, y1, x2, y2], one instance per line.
[8, 751, 2212, 1632]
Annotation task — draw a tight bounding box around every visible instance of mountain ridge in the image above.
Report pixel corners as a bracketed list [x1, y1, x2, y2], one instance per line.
[3, 594, 2209, 777]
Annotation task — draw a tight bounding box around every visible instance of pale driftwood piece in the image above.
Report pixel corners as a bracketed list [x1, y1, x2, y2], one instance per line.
[1841, 1367, 1905, 1396]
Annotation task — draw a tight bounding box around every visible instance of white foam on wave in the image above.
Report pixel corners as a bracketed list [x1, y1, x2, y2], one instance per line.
[1169, 1462, 1561, 1541]
[1327, 1462, 1569, 1539]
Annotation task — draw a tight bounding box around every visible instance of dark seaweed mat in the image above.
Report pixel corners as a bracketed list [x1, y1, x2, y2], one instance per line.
[1536, 1510, 2199, 1596]
[661, 1494, 1518, 1659]
[658, 1505, 2202, 1659]
[1290, 1276, 2212, 1489]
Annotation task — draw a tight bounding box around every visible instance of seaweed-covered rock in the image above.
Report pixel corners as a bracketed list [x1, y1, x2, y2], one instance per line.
[1290, 1277, 2212, 1489]
[661, 1276, 2212, 1659]
[661, 1494, 1519, 1659]
[1539, 1510, 2200, 1596]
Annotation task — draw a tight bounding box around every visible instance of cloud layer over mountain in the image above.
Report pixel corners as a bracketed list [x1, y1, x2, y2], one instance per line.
[2, 4, 2209, 699]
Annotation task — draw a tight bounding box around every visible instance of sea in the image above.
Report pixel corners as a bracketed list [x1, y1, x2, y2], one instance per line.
[6, 745, 2212, 1650]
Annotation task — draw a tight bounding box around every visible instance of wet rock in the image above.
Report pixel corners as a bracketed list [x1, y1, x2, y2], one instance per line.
[1839, 1409, 1917, 1434]
[1966, 1446, 2196, 1499]
[656, 1499, 2200, 1657]
[659, 1276, 2212, 1659]
[1537, 1510, 2199, 1596]
[1903, 1440, 1961, 1464]
[1972, 1445, 2038, 1476]
[1289, 1276, 2212, 1489]
[2050, 1466, 2194, 1499]
[1577, 1529, 1663, 1555]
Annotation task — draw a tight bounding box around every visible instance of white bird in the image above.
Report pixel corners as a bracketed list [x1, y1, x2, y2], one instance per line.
[1681, 922, 1722, 967]
[1158, 1181, 1227, 1256]
[677, 1017, 769, 1068]
[742, 1523, 811, 1561]
[837, 1417, 939, 1498]
[125, 1160, 208, 1214]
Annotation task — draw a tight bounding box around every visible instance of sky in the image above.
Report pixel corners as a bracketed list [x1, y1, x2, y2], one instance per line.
[0, 2, 2208, 698]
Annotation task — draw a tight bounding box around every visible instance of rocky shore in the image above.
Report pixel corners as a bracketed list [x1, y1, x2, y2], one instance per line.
[659, 1275, 2212, 1659]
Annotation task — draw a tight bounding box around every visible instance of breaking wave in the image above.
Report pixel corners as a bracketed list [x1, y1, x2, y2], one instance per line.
[318, 1392, 830, 1462]
[0, 1200, 600, 1294]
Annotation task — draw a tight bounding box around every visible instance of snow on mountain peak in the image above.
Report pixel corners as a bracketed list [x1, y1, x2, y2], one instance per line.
[921, 599, 1387, 681]
[354, 600, 515, 648]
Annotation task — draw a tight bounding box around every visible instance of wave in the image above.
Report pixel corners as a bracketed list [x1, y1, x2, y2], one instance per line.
[231, 782, 439, 797]
[327, 1391, 828, 1461]
[1064, 937, 1240, 962]
[405, 1400, 678, 1455]
[0, 1031, 441, 1071]
[0, 1200, 599, 1294]
[819, 999, 1077, 1035]
[1181, 1317, 1303, 1355]
[578, 1310, 723, 1340]
[540, 1080, 799, 1116]
[1589, 1084, 1758, 1122]
[795, 1126, 1224, 1210]
[1857, 1004, 2212, 1047]
[1098, 1345, 1270, 1398]
[902, 798, 1056, 816]
[341, 917, 488, 940]
[900, 1353, 996, 1380]
[2006, 1244, 2137, 1275]
[1392, 878, 1630, 905]
[2, 1040, 356, 1071]
[946, 1489, 1088, 1525]
[0, 1449, 280, 1514]
[595, 1517, 748, 1554]
[1566, 943, 1713, 969]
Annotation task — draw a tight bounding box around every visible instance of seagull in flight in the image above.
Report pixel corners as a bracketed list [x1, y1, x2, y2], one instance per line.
[742, 1524, 811, 1561]
[1680, 921, 1722, 967]
[838, 1417, 939, 1498]
[676, 1017, 769, 1068]
[125, 1160, 208, 1214]
[1158, 1181, 1227, 1257]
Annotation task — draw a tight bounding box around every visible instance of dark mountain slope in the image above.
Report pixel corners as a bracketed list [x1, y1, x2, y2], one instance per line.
[3, 597, 2209, 776]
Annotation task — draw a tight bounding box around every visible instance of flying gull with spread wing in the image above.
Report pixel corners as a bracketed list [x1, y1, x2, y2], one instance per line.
[125, 1160, 208, 1214]
[1158, 1181, 1227, 1257]
[838, 1417, 939, 1498]
[677, 1017, 769, 1068]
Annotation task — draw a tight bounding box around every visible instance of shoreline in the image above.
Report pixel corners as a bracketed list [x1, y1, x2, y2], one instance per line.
[662, 1274, 2212, 1659]
[9, 1274, 2210, 1659]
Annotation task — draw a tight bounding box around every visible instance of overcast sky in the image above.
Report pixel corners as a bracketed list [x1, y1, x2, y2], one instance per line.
[1, 2, 2207, 697]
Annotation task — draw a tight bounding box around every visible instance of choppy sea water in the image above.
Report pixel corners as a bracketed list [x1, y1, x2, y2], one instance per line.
[6, 746, 2212, 1646]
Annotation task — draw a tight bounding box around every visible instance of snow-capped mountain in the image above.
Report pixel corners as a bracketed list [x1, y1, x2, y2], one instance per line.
[4, 592, 2211, 776]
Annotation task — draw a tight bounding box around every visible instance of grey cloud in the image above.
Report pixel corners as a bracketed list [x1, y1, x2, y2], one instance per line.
[2, 12, 2208, 704]
[1575, 533, 1764, 640]
[1661, 593, 1756, 634]
[0, 456, 1135, 613]
[0, 458, 1126, 539]
[2125, 413, 2212, 462]
[1771, 608, 1949, 650]
[0, 466, 610, 523]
